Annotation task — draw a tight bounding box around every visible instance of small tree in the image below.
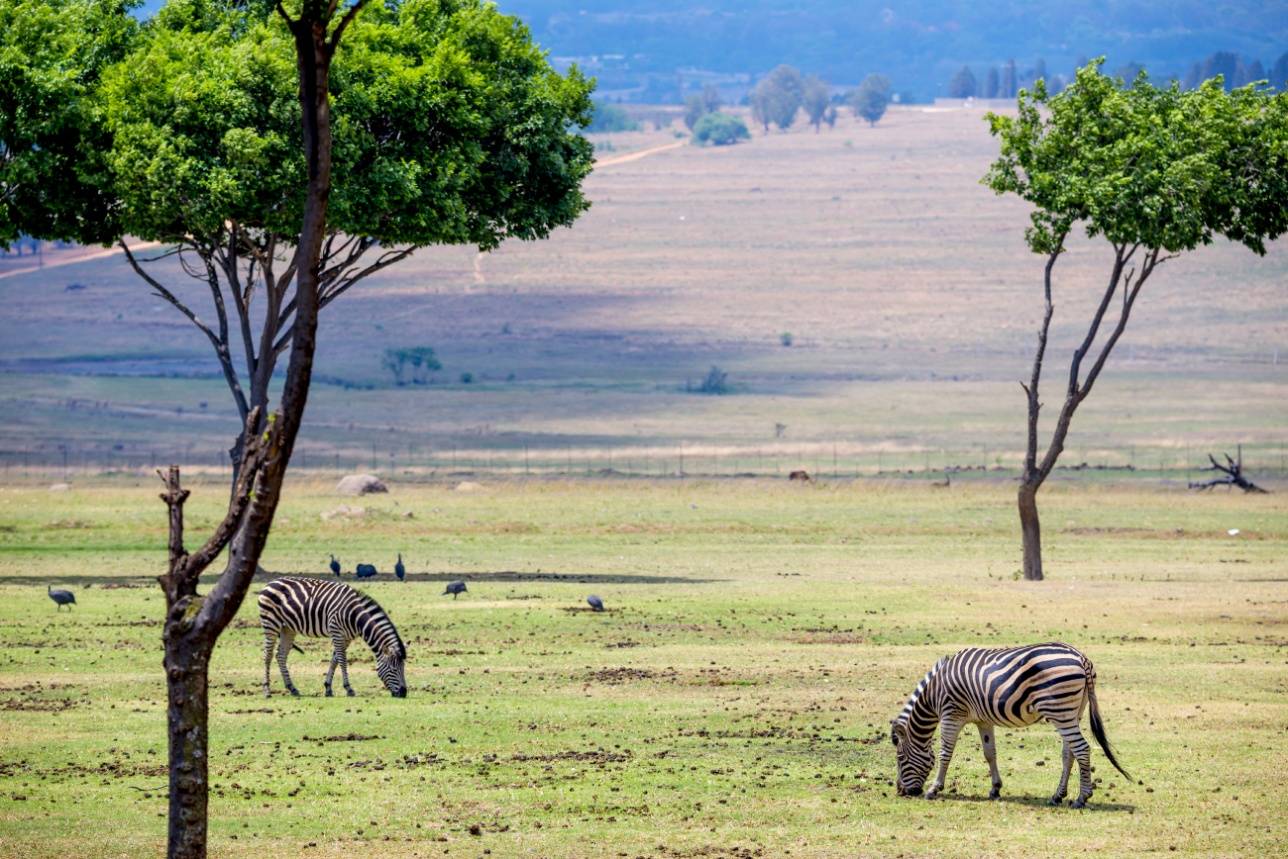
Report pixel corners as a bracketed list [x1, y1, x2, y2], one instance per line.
[684, 93, 707, 130]
[984, 66, 1000, 98]
[700, 83, 722, 113]
[587, 102, 639, 132]
[692, 112, 750, 146]
[1002, 58, 1017, 97]
[1273, 51, 1288, 88]
[752, 64, 805, 130]
[984, 60, 1288, 580]
[802, 75, 830, 132]
[851, 74, 892, 126]
[948, 65, 977, 98]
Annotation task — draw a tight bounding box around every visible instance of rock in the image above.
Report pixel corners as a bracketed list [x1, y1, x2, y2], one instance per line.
[48, 483, 71, 492]
[454, 481, 483, 493]
[321, 504, 366, 521]
[335, 474, 388, 496]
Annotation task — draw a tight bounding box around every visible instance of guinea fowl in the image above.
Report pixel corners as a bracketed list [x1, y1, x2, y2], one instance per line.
[329, 555, 341, 576]
[48, 585, 76, 610]
[586, 595, 604, 612]
[355, 563, 377, 579]
[394, 554, 405, 582]
[442, 580, 467, 599]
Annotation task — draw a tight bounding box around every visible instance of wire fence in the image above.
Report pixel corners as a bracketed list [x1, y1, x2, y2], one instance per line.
[2, 439, 1285, 485]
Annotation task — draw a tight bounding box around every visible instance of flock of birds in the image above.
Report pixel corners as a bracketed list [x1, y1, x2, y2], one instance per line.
[46, 558, 607, 612]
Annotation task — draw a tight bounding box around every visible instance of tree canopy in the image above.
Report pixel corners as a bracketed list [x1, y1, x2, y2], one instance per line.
[985, 60, 1288, 257]
[750, 64, 804, 131]
[850, 74, 892, 126]
[691, 111, 749, 146]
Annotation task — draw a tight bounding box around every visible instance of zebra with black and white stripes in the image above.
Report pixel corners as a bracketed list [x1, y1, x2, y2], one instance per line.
[890, 642, 1128, 807]
[257, 577, 408, 699]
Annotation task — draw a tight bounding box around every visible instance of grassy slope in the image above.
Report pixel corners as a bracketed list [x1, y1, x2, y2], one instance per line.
[1, 107, 1285, 472]
[1, 479, 1285, 858]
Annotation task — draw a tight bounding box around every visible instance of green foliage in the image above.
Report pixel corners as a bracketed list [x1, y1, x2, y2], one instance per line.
[0, 0, 138, 248]
[948, 65, 977, 98]
[684, 84, 722, 130]
[802, 75, 830, 130]
[4, 0, 596, 253]
[850, 74, 892, 127]
[984, 59, 1288, 257]
[586, 102, 638, 133]
[691, 365, 729, 395]
[691, 112, 749, 146]
[751, 65, 804, 131]
[382, 346, 441, 386]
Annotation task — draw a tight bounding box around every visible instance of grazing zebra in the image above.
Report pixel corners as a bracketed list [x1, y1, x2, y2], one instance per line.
[890, 642, 1128, 807]
[257, 577, 407, 699]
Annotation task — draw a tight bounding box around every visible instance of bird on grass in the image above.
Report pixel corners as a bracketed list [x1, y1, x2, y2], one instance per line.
[395, 553, 406, 582]
[443, 580, 467, 599]
[355, 563, 377, 579]
[586, 595, 604, 612]
[48, 585, 76, 611]
[329, 555, 341, 576]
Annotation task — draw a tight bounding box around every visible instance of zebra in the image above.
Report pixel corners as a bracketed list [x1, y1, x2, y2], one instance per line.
[890, 642, 1129, 807]
[257, 577, 408, 699]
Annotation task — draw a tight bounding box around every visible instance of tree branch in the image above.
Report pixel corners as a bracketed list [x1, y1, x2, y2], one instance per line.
[1023, 245, 1062, 478]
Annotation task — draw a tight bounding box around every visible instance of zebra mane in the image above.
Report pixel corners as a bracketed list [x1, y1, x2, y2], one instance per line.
[344, 587, 406, 657]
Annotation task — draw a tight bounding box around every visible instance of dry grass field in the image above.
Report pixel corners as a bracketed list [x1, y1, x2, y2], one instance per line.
[0, 106, 1284, 476]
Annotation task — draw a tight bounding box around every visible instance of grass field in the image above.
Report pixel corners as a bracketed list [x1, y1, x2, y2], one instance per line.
[1, 478, 1285, 858]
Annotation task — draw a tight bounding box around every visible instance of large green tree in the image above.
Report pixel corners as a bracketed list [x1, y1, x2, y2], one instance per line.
[984, 60, 1288, 580]
[850, 73, 891, 127]
[802, 74, 830, 132]
[1, 2, 593, 857]
[750, 63, 804, 132]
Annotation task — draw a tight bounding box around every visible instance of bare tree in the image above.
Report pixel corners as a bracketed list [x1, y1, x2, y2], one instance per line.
[1189, 447, 1269, 493]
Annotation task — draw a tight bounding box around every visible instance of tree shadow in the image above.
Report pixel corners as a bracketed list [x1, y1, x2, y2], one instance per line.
[2, 570, 724, 588]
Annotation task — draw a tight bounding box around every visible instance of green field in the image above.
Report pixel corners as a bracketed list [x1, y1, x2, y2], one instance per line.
[1, 478, 1285, 858]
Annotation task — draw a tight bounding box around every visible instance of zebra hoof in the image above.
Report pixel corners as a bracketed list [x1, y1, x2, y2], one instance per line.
[325, 687, 333, 697]
[988, 787, 1001, 800]
[345, 688, 356, 698]
[1070, 798, 1088, 809]
[288, 687, 300, 697]
[1048, 796, 1064, 806]
[924, 789, 940, 800]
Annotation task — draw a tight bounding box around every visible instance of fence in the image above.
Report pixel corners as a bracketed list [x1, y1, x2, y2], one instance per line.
[1, 439, 1284, 486]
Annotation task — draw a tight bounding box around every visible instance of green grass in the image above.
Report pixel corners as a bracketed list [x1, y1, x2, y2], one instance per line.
[1, 479, 1285, 857]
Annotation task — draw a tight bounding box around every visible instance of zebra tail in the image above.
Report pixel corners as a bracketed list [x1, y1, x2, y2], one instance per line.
[292, 643, 304, 655]
[1087, 681, 1131, 780]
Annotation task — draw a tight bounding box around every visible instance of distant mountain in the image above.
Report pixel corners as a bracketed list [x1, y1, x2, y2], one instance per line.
[131, 1, 1287, 102]
[503, 0, 1287, 101]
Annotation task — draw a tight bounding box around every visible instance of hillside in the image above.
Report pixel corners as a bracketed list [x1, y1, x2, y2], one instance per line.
[1, 106, 1285, 478]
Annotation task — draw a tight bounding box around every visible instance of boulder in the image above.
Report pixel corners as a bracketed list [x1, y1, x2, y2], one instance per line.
[335, 473, 388, 496]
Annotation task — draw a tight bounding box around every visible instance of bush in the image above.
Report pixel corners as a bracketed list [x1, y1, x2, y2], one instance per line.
[585, 102, 639, 133]
[689, 365, 730, 395]
[382, 346, 441, 385]
[692, 113, 750, 146]
[780, 332, 793, 347]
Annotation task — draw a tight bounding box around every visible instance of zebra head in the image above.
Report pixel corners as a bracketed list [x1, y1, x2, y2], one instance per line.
[376, 642, 408, 698]
[891, 718, 933, 796]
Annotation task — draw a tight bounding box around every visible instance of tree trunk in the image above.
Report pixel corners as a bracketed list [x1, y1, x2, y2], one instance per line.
[164, 623, 211, 859]
[1018, 482, 1043, 581]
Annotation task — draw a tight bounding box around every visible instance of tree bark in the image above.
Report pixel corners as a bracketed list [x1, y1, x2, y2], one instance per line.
[1018, 481, 1043, 580]
[163, 628, 211, 859]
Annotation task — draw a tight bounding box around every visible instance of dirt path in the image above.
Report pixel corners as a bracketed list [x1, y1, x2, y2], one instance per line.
[0, 241, 160, 281]
[594, 140, 685, 168]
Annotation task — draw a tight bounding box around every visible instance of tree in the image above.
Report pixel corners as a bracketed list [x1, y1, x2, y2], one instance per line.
[984, 66, 1000, 98]
[984, 60, 1288, 580]
[2, 1, 593, 856]
[1273, 52, 1288, 88]
[850, 74, 892, 126]
[751, 64, 804, 130]
[948, 65, 976, 98]
[383, 346, 440, 385]
[802, 75, 830, 132]
[684, 93, 706, 130]
[1002, 58, 1017, 98]
[587, 102, 638, 132]
[1202, 51, 1240, 89]
[699, 83, 722, 113]
[692, 111, 749, 146]
[1244, 59, 1265, 85]
[1033, 57, 1047, 84]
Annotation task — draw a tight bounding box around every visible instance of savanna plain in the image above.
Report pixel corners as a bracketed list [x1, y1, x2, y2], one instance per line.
[1, 107, 1287, 858]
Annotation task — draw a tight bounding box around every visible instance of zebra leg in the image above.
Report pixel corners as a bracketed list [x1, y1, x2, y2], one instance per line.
[1047, 720, 1094, 807]
[324, 647, 338, 697]
[926, 716, 965, 799]
[276, 631, 300, 696]
[1050, 739, 1073, 805]
[978, 724, 1002, 799]
[262, 630, 277, 698]
[337, 640, 355, 696]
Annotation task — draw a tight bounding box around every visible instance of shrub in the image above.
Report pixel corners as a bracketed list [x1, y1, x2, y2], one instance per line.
[690, 365, 729, 394]
[780, 332, 793, 347]
[692, 112, 750, 146]
[585, 102, 639, 133]
[382, 346, 441, 385]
